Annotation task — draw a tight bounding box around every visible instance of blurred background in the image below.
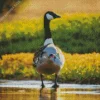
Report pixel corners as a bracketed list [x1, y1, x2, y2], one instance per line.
[0, 0, 100, 83]
[0, 0, 100, 21]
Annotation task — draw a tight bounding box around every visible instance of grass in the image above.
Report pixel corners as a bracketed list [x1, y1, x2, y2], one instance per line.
[0, 52, 100, 84]
[0, 13, 100, 84]
[0, 13, 100, 56]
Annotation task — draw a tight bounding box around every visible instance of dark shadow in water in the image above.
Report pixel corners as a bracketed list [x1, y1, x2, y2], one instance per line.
[40, 87, 58, 100]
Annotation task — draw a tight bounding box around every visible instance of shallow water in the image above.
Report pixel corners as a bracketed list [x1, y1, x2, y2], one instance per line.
[0, 80, 100, 100]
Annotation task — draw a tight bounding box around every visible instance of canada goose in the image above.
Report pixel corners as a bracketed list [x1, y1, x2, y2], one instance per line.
[33, 11, 65, 88]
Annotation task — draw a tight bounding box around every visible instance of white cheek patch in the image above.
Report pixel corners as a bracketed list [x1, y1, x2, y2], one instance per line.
[46, 13, 54, 20]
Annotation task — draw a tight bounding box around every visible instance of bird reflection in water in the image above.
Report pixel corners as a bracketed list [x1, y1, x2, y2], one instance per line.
[40, 87, 58, 100]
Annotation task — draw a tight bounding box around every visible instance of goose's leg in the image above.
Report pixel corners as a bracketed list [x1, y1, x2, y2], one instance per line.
[40, 74, 45, 88]
[52, 74, 59, 88]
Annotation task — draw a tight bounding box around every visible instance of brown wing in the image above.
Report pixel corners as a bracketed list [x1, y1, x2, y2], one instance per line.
[33, 44, 50, 67]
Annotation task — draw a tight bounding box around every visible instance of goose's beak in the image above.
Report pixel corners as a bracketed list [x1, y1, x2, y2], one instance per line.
[54, 14, 61, 19]
[56, 15, 61, 18]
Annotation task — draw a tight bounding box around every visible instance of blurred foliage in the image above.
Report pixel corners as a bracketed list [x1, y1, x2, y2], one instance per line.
[0, 52, 100, 84]
[0, 13, 100, 83]
[0, 0, 22, 14]
[0, 13, 100, 56]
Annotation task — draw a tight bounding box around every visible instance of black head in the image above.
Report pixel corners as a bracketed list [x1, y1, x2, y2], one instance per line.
[44, 11, 61, 21]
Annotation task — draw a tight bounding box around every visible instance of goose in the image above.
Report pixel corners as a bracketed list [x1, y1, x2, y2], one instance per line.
[33, 11, 65, 88]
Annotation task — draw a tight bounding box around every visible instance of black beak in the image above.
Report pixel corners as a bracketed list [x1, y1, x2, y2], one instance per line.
[56, 15, 61, 18]
[54, 14, 61, 19]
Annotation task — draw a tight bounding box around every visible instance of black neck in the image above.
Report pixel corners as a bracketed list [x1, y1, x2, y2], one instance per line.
[44, 18, 52, 40]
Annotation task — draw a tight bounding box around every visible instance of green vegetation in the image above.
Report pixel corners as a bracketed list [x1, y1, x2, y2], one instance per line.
[0, 14, 100, 56]
[0, 13, 100, 83]
[0, 53, 100, 84]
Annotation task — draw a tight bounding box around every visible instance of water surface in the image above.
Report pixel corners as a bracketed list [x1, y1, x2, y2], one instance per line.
[0, 80, 100, 100]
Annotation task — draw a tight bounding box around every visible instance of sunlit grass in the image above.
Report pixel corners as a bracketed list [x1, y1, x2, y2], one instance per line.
[0, 13, 100, 83]
[0, 13, 100, 41]
[0, 52, 100, 83]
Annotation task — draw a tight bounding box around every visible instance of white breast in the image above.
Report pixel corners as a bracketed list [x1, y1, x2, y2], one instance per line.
[44, 38, 54, 46]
